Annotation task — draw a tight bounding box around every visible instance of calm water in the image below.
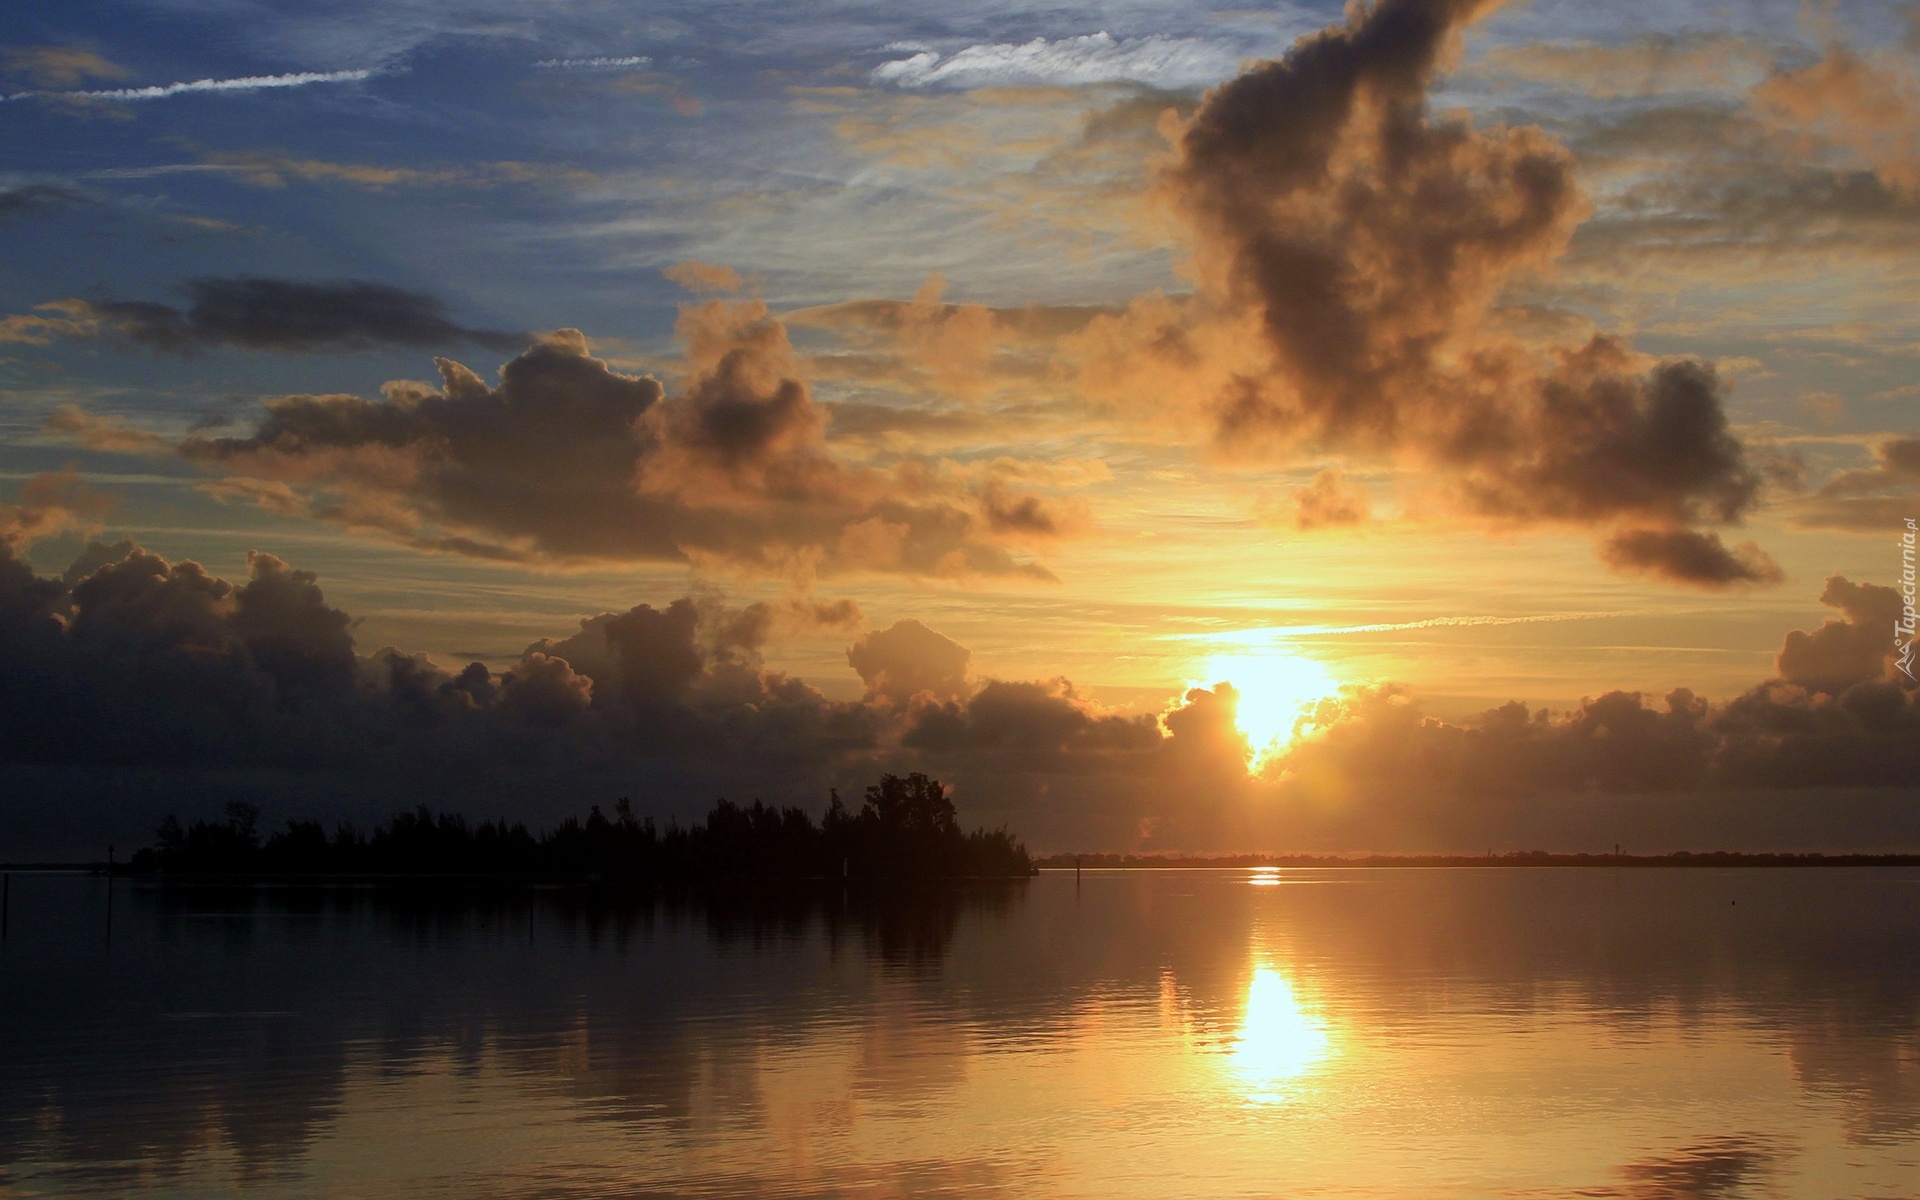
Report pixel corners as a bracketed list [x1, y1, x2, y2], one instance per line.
[3, 868, 1918, 1198]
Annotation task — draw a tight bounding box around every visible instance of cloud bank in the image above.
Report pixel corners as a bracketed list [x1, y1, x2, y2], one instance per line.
[0, 492, 1913, 854]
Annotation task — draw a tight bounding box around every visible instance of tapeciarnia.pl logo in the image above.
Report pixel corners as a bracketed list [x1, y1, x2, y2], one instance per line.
[1899, 517, 1917, 682]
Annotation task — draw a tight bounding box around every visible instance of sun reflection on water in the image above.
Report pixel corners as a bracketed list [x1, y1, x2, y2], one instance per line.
[1230, 966, 1331, 1103]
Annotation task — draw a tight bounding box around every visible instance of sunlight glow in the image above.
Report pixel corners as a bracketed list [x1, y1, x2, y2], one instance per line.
[1202, 649, 1337, 768]
[1230, 966, 1331, 1103]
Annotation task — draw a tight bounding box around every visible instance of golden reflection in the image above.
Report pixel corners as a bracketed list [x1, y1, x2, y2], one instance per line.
[1249, 868, 1281, 887]
[1230, 966, 1331, 1103]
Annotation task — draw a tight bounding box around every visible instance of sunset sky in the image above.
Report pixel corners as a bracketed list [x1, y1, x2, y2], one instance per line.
[2, 0, 1916, 855]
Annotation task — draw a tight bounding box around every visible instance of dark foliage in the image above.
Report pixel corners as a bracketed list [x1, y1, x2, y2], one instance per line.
[130, 773, 1032, 880]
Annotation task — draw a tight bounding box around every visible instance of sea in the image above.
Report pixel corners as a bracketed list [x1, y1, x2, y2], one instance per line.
[2, 866, 1917, 1197]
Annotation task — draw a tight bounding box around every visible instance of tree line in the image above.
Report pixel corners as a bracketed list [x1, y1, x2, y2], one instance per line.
[131, 773, 1033, 880]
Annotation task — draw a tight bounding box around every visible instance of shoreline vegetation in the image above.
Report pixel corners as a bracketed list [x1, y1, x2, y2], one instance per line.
[1038, 852, 1920, 869]
[113, 773, 1035, 883]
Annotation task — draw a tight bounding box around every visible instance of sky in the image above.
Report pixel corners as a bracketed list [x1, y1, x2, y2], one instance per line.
[1, 0, 1917, 857]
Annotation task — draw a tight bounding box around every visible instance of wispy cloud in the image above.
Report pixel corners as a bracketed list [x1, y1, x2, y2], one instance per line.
[533, 56, 652, 71]
[4, 69, 373, 103]
[1175, 610, 1701, 646]
[870, 32, 1238, 90]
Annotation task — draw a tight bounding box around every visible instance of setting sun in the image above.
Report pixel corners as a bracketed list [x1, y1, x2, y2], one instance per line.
[1203, 649, 1338, 767]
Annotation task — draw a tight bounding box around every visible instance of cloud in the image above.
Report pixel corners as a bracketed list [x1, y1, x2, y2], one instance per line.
[1145, 0, 1773, 580]
[0, 543, 1914, 851]
[184, 152, 588, 191]
[0, 46, 126, 88]
[1262, 574, 1917, 822]
[0, 299, 101, 345]
[847, 619, 970, 706]
[0, 471, 108, 550]
[1598, 528, 1784, 589]
[46, 277, 525, 354]
[1776, 575, 1906, 694]
[1793, 436, 1920, 532]
[533, 56, 652, 71]
[41, 406, 171, 454]
[1289, 469, 1370, 530]
[662, 261, 744, 295]
[176, 313, 1063, 578]
[3, 68, 375, 104]
[870, 32, 1239, 91]
[0, 184, 88, 223]
[1754, 45, 1920, 198]
[0, 539, 884, 785]
[1474, 35, 1772, 99]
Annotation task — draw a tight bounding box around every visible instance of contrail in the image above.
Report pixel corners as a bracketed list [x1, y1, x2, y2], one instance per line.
[5, 69, 374, 103]
[533, 56, 651, 71]
[1176, 610, 1684, 644]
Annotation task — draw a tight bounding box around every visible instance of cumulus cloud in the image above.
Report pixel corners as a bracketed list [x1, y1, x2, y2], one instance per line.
[176, 312, 1063, 578]
[0, 539, 882, 784]
[847, 619, 970, 706]
[1139, 0, 1773, 580]
[871, 32, 1239, 91]
[0, 542, 1913, 851]
[1776, 575, 1906, 694]
[34, 277, 525, 354]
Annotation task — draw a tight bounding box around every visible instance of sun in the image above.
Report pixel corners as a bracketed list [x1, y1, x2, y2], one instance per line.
[1202, 649, 1337, 767]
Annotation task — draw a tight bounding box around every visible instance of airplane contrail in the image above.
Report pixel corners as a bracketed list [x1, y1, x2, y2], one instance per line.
[5, 69, 374, 103]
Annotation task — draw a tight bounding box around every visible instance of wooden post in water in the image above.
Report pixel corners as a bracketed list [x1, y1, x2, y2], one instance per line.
[3, 872, 9, 940]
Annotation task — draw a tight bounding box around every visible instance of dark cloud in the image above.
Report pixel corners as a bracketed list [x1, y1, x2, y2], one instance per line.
[74, 277, 526, 354]
[179, 312, 1061, 578]
[1264, 575, 1918, 819]
[1599, 527, 1784, 588]
[1462, 348, 1760, 527]
[847, 619, 970, 706]
[1156, 0, 1772, 579]
[1776, 575, 1905, 693]
[0, 539, 881, 786]
[0, 542, 1915, 855]
[0, 184, 87, 223]
[1172, 0, 1574, 446]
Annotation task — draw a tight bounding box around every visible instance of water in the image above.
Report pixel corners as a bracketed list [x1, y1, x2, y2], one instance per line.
[3, 867, 1918, 1198]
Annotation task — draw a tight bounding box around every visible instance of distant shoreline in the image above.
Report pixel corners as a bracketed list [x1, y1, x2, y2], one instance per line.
[1037, 852, 1920, 869]
[10, 850, 1920, 874]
